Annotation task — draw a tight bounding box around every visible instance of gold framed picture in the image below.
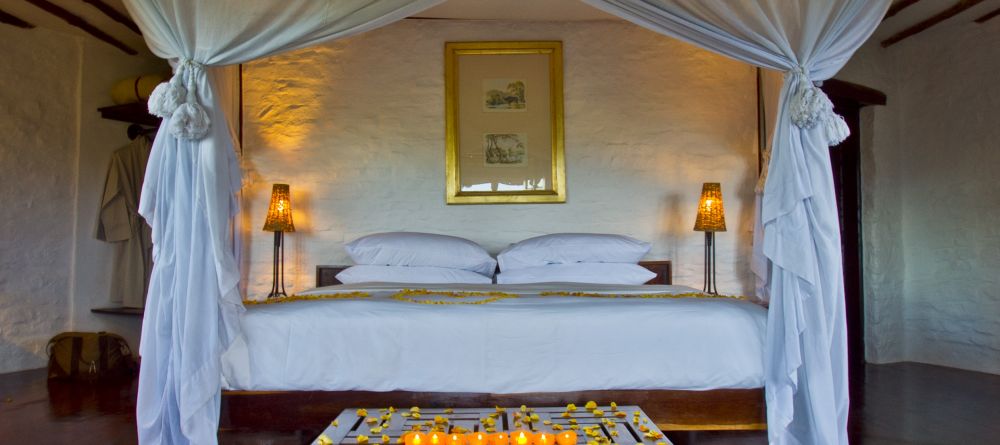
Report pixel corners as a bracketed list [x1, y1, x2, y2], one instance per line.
[445, 41, 566, 204]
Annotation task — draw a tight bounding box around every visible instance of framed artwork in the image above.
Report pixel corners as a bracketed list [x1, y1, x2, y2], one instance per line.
[445, 41, 565, 204]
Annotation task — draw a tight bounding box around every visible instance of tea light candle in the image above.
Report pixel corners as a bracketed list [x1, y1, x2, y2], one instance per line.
[490, 432, 509, 445]
[405, 432, 428, 445]
[535, 432, 554, 445]
[511, 431, 531, 445]
[554, 431, 576, 445]
[428, 432, 448, 445]
[445, 433, 467, 445]
[468, 432, 488, 445]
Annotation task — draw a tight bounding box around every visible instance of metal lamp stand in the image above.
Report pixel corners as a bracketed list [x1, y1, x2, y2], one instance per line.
[267, 230, 287, 299]
[702, 231, 718, 294]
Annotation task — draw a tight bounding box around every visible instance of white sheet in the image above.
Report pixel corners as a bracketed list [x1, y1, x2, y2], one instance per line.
[222, 283, 766, 393]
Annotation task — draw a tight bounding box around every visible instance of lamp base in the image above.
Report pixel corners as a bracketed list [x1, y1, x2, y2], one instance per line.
[267, 231, 287, 299]
[702, 231, 718, 295]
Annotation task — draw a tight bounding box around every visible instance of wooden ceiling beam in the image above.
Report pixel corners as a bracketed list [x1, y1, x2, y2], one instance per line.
[0, 8, 35, 28]
[82, 0, 141, 35]
[24, 0, 137, 55]
[883, 0, 922, 21]
[974, 7, 1000, 23]
[881, 0, 985, 48]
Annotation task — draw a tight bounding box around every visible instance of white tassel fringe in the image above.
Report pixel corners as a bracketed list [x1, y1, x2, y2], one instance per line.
[147, 79, 186, 118]
[169, 102, 211, 140]
[790, 80, 851, 146]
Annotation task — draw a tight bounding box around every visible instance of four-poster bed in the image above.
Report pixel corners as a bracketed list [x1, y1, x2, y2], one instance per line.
[122, 1, 892, 443]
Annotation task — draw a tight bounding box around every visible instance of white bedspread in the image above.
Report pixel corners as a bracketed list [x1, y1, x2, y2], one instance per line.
[221, 283, 767, 392]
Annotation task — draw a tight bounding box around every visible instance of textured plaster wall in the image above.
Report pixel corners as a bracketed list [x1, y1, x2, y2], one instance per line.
[242, 20, 758, 298]
[0, 25, 78, 373]
[0, 24, 165, 373]
[838, 19, 1000, 374]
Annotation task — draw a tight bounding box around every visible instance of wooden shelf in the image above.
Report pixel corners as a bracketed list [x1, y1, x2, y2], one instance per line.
[91, 307, 143, 317]
[97, 102, 161, 126]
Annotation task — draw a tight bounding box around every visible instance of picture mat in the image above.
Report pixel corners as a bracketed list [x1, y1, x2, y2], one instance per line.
[457, 53, 552, 192]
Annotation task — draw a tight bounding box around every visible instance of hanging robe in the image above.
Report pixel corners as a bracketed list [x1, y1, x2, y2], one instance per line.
[97, 135, 154, 308]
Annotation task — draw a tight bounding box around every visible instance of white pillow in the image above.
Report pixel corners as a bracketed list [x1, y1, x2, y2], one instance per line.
[497, 233, 651, 271]
[345, 232, 497, 276]
[336, 265, 493, 284]
[495, 263, 656, 285]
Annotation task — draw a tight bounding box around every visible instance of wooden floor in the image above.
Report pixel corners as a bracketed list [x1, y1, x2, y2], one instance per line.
[0, 362, 997, 445]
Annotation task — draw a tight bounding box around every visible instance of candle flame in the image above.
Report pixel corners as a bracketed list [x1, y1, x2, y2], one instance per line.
[415, 435, 422, 445]
[516, 432, 527, 445]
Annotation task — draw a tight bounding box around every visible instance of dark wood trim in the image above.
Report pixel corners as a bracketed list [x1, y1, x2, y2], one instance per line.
[755, 68, 766, 176]
[25, 0, 138, 55]
[639, 260, 672, 285]
[90, 306, 143, 316]
[881, 0, 986, 48]
[821, 79, 887, 106]
[220, 388, 766, 433]
[98, 102, 160, 126]
[974, 6, 1000, 23]
[316, 261, 673, 287]
[82, 0, 141, 35]
[0, 8, 35, 28]
[883, 0, 922, 21]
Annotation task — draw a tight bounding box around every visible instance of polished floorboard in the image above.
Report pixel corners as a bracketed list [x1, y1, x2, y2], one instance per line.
[0, 362, 997, 444]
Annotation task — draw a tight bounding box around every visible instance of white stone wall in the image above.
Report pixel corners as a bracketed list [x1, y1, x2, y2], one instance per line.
[0, 24, 165, 373]
[0, 25, 78, 373]
[838, 19, 1000, 374]
[241, 19, 759, 297]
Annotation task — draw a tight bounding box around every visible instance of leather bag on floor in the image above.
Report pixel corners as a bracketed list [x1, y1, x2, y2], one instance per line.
[46, 332, 136, 380]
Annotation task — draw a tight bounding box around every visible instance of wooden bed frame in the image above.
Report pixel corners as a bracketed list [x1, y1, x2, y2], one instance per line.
[220, 261, 765, 433]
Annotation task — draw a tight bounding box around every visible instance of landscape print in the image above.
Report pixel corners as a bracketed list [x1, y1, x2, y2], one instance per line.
[484, 133, 527, 165]
[483, 79, 526, 111]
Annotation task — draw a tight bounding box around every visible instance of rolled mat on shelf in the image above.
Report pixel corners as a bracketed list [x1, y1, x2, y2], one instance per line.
[111, 73, 169, 105]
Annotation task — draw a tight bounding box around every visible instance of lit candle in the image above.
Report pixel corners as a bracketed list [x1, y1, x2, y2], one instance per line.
[445, 433, 467, 445]
[468, 432, 488, 445]
[554, 431, 576, 445]
[405, 432, 428, 445]
[428, 432, 448, 445]
[511, 431, 531, 445]
[490, 432, 509, 445]
[535, 433, 554, 445]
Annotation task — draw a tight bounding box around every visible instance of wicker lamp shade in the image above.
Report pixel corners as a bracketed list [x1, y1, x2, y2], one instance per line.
[263, 184, 295, 232]
[693, 183, 726, 232]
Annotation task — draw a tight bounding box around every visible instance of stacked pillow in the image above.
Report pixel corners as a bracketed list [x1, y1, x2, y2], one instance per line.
[336, 232, 496, 284]
[496, 233, 654, 285]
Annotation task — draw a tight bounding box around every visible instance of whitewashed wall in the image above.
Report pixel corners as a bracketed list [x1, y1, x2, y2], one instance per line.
[839, 18, 1000, 374]
[0, 25, 78, 374]
[242, 20, 758, 297]
[0, 24, 165, 373]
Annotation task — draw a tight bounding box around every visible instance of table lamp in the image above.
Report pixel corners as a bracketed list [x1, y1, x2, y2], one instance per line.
[694, 182, 726, 294]
[263, 183, 295, 298]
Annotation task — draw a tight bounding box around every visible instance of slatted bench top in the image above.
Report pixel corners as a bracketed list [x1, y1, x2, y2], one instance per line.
[312, 405, 673, 445]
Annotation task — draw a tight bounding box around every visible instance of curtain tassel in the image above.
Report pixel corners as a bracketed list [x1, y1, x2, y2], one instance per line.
[789, 73, 851, 146]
